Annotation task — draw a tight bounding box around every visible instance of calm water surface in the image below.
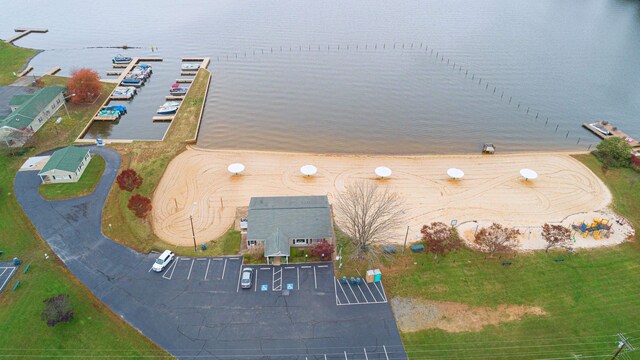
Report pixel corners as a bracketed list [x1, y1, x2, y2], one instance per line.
[2, 0, 639, 153]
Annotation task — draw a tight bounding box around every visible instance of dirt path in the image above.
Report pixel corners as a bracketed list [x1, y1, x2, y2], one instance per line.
[151, 148, 612, 247]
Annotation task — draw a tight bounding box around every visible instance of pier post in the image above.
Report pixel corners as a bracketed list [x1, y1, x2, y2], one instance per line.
[577, 137, 581, 144]
[501, 92, 504, 99]
[588, 144, 592, 150]
[526, 107, 530, 114]
[509, 96, 512, 104]
[536, 112, 539, 119]
[555, 124, 559, 133]
[566, 131, 569, 138]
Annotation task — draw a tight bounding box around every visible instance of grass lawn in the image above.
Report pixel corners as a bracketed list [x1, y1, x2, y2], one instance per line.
[0, 78, 168, 357]
[102, 69, 226, 256]
[38, 155, 105, 200]
[342, 154, 640, 359]
[0, 42, 37, 85]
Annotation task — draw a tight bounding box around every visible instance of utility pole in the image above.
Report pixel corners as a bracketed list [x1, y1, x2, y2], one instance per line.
[189, 202, 198, 252]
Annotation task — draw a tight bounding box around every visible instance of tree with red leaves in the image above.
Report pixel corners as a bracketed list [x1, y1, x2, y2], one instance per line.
[128, 194, 152, 218]
[473, 223, 520, 257]
[421, 222, 462, 260]
[541, 224, 571, 253]
[308, 239, 335, 261]
[116, 169, 143, 192]
[67, 68, 103, 104]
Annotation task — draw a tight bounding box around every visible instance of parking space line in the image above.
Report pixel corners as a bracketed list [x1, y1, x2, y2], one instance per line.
[317, 265, 328, 268]
[0, 267, 16, 292]
[162, 258, 178, 280]
[383, 345, 389, 360]
[148, 264, 154, 272]
[180, 257, 191, 261]
[378, 280, 388, 301]
[254, 269, 258, 292]
[357, 283, 370, 303]
[313, 266, 317, 289]
[324, 355, 327, 360]
[296, 267, 300, 290]
[374, 281, 387, 302]
[212, 258, 223, 261]
[347, 281, 359, 302]
[334, 277, 339, 305]
[363, 281, 377, 301]
[284, 266, 295, 269]
[221, 258, 227, 280]
[204, 259, 211, 280]
[187, 259, 195, 280]
[336, 278, 350, 304]
[301, 265, 311, 269]
[260, 267, 270, 270]
[236, 264, 244, 292]
[364, 348, 369, 360]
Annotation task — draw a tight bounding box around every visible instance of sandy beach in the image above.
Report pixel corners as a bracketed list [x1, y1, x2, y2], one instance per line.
[151, 148, 622, 249]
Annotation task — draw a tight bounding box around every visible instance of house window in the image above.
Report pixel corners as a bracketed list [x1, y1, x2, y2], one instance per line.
[294, 238, 311, 245]
[247, 240, 257, 247]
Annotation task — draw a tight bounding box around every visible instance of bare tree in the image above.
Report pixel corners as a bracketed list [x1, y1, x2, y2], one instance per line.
[421, 222, 462, 260]
[541, 224, 571, 253]
[474, 223, 520, 257]
[334, 181, 404, 262]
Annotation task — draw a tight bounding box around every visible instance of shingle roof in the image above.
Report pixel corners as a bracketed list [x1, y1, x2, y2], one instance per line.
[9, 94, 33, 107]
[264, 228, 291, 257]
[39, 146, 89, 174]
[247, 196, 333, 244]
[0, 86, 65, 130]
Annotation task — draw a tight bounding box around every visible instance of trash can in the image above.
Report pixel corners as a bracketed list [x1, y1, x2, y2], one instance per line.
[373, 269, 382, 283]
[366, 270, 375, 283]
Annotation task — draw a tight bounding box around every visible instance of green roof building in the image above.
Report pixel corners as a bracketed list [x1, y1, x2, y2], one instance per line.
[38, 146, 92, 184]
[0, 86, 66, 147]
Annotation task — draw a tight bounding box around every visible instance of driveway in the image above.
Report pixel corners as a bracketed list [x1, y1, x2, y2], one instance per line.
[15, 146, 407, 360]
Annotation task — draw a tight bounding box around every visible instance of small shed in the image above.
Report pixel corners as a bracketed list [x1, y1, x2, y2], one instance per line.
[38, 146, 92, 184]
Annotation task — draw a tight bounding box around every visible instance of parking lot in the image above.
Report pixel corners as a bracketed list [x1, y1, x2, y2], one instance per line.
[0, 262, 19, 293]
[334, 277, 388, 305]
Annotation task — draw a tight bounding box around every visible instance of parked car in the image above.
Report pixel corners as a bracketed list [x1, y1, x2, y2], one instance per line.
[240, 268, 253, 289]
[152, 250, 175, 272]
[240, 217, 248, 230]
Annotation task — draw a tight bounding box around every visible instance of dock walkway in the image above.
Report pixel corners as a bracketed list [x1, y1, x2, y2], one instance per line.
[582, 121, 639, 148]
[5, 28, 48, 44]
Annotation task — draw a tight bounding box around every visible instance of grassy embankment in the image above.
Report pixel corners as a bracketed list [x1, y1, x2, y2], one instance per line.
[0, 42, 37, 85]
[0, 77, 169, 357]
[102, 68, 241, 256]
[38, 155, 106, 200]
[337, 154, 639, 359]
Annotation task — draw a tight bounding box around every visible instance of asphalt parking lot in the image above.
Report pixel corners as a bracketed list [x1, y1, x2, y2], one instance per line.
[15, 146, 406, 360]
[0, 262, 19, 293]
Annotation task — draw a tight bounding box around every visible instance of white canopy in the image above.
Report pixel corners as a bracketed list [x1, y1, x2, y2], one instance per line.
[227, 163, 245, 174]
[375, 166, 392, 178]
[520, 168, 538, 180]
[447, 168, 464, 179]
[300, 165, 318, 176]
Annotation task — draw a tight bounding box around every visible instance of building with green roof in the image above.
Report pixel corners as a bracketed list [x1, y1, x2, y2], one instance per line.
[38, 146, 92, 184]
[0, 85, 66, 147]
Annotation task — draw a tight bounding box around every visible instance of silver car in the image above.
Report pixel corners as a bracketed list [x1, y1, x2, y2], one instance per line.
[240, 268, 253, 289]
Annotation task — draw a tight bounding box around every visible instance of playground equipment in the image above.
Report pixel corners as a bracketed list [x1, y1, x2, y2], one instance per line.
[572, 218, 612, 240]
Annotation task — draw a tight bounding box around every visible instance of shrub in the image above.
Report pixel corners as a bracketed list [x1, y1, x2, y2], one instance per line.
[420, 222, 463, 260]
[127, 194, 152, 218]
[116, 169, 143, 192]
[595, 137, 632, 168]
[541, 224, 572, 252]
[308, 239, 335, 261]
[41, 294, 74, 327]
[67, 68, 103, 104]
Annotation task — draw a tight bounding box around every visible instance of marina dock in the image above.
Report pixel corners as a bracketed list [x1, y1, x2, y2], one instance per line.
[45, 67, 61, 76]
[152, 116, 174, 122]
[106, 71, 122, 76]
[86, 59, 140, 125]
[175, 79, 193, 83]
[165, 96, 185, 101]
[5, 28, 48, 44]
[181, 71, 198, 76]
[16, 66, 33, 77]
[582, 121, 639, 147]
[113, 63, 128, 68]
[93, 116, 119, 121]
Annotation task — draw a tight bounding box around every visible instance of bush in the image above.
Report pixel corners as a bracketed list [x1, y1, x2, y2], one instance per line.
[41, 294, 74, 327]
[420, 222, 463, 259]
[308, 239, 335, 261]
[116, 169, 143, 192]
[595, 137, 632, 168]
[127, 194, 152, 218]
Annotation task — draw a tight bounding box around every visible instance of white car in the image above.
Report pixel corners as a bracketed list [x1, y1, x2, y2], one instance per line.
[152, 250, 175, 272]
[240, 268, 253, 289]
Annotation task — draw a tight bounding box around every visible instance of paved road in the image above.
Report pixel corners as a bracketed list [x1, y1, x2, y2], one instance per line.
[15, 146, 407, 360]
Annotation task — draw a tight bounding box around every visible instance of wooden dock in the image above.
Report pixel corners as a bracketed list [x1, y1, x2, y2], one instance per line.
[16, 66, 33, 77]
[181, 71, 197, 76]
[87, 58, 139, 125]
[582, 121, 640, 147]
[113, 63, 129, 68]
[175, 78, 193, 83]
[165, 96, 185, 101]
[180, 57, 211, 70]
[109, 95, 132, 100]
[106, 71, 122, 76]
[5, 28, 48, 44]
[138, 57, 163, 62]
[152, 116, 174, 122]
[45, 67, 61, 76]
[93, 116, 119, 121]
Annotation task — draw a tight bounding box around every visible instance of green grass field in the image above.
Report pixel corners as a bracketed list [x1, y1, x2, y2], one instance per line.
[378, 154, 640, 359]
[0, 79, 168, 358]
[38, 155, 105, 200]
[0, 42, 37, 85]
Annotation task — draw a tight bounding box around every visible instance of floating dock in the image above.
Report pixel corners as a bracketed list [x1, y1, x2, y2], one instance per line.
[45, 67, 61, 76]
[582, 121, 639, 147]
[5, 28, 48, 44]
[112, 63, 128, 68]
[106, 71, 122, 76]
[152, 116, 174, 122]
[181, 71, 198, 76]
[89, 59, 139, 123]
[175, 78, 193, 83]
[16, 66, 33, 77]
[138, 57, 163, 62]
[109, 95, 132, 100]
[93, 116, 119, 121]
[165, 96, 185, 101]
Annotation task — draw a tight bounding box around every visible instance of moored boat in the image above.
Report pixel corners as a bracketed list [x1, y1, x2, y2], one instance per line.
[121, 77, 143, 87]
[157, 101, 180, 114]
[112, 86, 137, 99]
[169, 87, 189, 96]
[112, 55, 132, 64]
[97, 108, 122, 119]
[181, 63, 200, 71]
[104, 105, 127, 115]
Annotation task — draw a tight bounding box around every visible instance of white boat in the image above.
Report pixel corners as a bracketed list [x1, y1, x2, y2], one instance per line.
[112, 87, 137, 99]
[181, 63, 200, 71]
[157, 101, 180, 114]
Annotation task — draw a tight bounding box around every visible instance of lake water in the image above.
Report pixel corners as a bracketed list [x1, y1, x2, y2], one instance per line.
[2, 0, 639, 154]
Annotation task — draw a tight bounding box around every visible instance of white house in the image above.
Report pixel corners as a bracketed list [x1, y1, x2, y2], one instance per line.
[38, 146, 92, 184]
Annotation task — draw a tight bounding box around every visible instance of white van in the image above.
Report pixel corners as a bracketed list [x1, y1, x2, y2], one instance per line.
[152, 250, 175, 272]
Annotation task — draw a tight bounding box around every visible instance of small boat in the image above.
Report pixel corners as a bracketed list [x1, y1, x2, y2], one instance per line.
[121, 77, 143, 87]
[181, 63, 200, 71]
[112, 87, 137, 99]
[589, 122, 612, 136]
[98, 108, 121, 119]
[132, 64, 153, 78]
[169, 87, 189, 96]
[157, 101, 180, 114]
[112, 55, 132, 64]
[104, 105, 127, 114]
[482, 143, 495, 154]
